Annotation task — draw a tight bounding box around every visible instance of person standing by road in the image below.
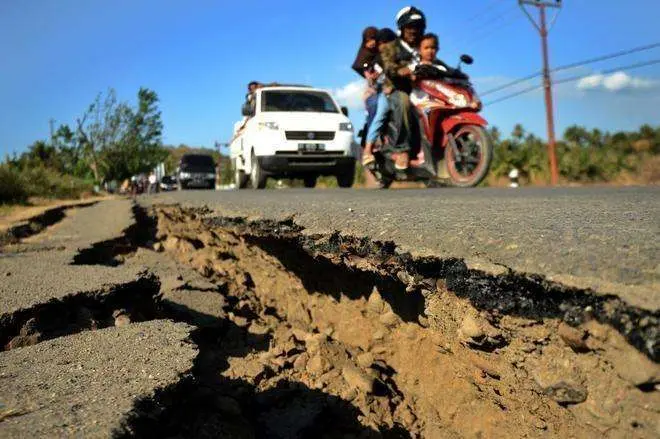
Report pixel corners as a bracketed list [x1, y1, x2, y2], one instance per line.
[148, 172, 157, 195]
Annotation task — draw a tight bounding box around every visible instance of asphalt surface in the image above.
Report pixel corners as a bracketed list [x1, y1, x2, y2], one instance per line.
[0, 252, 148, 315]
[1, 199, 140, 314]
[22, 199, 134, 252]
[0, 321, 196, 438]
[144, 186, 660, 310]
[0, 199, 197, 438]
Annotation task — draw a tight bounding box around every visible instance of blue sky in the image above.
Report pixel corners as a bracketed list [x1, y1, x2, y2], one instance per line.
[1, 0, 659, 156]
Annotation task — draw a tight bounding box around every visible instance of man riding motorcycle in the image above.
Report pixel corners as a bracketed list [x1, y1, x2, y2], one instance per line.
[379, 6, 431, 170]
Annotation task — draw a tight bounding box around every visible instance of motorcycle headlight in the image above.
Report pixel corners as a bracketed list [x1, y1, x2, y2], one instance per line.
[179, 172, 191, 179]
[258, 121, 279, 130]
[339, 122, 353, 132]
[449, 94, 469, 108]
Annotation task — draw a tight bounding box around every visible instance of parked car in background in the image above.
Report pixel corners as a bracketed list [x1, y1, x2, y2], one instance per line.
[159, 175, 178, 191]
[176, 154, 216, 190]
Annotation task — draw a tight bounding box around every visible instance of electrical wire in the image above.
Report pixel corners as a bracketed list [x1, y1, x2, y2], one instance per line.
[481, 42, 660, 96]
[453, 4, 519, 49]
[461, 0, 505, 25]
[484, 58, 660, 106]
[552, 42, 660, 73]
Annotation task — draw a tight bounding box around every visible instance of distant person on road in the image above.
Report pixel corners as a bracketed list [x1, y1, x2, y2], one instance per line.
[148, 172, 157, 194]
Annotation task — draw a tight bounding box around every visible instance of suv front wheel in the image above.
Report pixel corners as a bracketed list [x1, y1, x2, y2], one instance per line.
[234, 158, 248, 189]
[336, 167, 355, 188]
[250, 152, 267, 189]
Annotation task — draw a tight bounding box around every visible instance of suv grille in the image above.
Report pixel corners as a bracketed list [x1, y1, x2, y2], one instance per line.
[285, 131, 335, 141]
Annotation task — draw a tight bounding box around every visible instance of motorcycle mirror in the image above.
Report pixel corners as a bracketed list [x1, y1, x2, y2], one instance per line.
[341, 106, 349, 117]
[460, 54, 474, 65]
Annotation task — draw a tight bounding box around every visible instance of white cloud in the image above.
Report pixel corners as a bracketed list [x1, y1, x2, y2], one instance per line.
[577, 71, 658, 92]
[331, 79, 366, 110]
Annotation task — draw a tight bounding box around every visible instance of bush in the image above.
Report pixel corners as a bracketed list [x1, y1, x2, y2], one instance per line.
[20, 167, 94, 199]
[0, 165, 28, 204]
[0, 165, 93, 204]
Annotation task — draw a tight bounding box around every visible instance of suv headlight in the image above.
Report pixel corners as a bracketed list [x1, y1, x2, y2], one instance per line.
[206, 173, 216, 179]
[179, 172, 191, 179]
[339, 122, 353, 132]
[258, 121, 279, 130]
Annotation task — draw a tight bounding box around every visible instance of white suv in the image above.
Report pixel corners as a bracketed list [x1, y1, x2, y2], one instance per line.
[229, 85, 356, 189]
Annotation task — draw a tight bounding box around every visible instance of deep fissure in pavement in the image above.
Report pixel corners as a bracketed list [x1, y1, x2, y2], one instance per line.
[110, 204, 659, 437]
[0, 272, 161, 351]
[0, 201, 98, 246]
[203, 215, 659, 362]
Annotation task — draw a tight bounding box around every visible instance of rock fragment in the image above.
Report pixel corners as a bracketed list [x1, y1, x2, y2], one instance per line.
[367, 288, 386, 314]
[458, 314, 507, 351]
[558, 322, 590, 352]
[608, 348, 660, 387]
[306, 354, 331, 376]
[342, 365, 375, 393]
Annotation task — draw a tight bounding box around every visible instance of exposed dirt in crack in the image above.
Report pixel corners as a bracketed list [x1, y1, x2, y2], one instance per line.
[0, 201, 98, 247]
[0, 272, 161, 351]
[115, 204, 659, 438]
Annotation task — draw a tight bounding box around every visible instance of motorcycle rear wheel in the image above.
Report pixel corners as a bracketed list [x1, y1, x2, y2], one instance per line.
[445, 125, 493, 188]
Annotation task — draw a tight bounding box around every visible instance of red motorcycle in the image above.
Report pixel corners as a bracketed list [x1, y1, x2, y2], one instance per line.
[364, 55, 493, 188]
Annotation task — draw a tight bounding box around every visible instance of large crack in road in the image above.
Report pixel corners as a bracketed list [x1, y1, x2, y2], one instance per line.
[1, 200, 658, 438]
[113, 204, 658, 438]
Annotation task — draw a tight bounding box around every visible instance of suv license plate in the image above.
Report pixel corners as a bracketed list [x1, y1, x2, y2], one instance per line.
[298, 143, 325, 152]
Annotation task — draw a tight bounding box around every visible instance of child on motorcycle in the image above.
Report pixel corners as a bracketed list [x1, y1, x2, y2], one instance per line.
[417, 33, 450, 75]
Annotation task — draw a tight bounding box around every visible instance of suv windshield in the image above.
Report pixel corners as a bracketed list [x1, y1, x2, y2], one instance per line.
[262, 90, 339, 113]
[181, 155, 215, 168]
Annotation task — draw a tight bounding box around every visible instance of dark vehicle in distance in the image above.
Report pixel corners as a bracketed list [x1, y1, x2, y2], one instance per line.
[177, 154, 216, 190]
[160, 175, 178, 191]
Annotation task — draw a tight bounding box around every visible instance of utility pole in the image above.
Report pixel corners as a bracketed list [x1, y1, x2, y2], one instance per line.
[519, 0, 562, 185]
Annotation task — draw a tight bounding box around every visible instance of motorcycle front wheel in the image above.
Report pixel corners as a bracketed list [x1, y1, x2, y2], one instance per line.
[445, 125, 493, 187]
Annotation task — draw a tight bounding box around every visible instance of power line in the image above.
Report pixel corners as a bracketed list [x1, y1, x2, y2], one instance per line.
[481, 71, 541, 97]
[554, 58, 660, 85]
[461, 0, 505, 25]
[454, 4, 519, 49]
[464, 12, 521, 49]
[481, 42, 660, 96]
[553, 42, 660, 73]
[484, 58, 660, 106]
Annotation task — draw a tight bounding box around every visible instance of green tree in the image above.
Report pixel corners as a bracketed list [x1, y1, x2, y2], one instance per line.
[101, 88, 167, 180]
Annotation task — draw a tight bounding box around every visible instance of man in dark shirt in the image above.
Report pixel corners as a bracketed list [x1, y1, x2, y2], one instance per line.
[380, 6, 427, 169]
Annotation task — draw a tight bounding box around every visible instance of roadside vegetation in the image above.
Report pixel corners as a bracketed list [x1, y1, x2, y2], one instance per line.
[487, 123, 660, 186]
[1, 88, 167, 204]
[3, 87, 658, 204]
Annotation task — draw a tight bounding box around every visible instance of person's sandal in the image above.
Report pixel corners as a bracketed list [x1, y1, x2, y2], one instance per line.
[394, 152, 409, 170]
[362, 154, 375, 166]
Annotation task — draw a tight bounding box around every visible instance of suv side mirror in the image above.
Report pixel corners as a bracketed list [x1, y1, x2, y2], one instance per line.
[341, 106, 349, 116]
[460, 54, 474, 65]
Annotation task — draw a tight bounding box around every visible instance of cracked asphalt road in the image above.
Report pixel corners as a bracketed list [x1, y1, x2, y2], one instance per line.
[144, 186, 660, 310]
[0, 189, 657, 438]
